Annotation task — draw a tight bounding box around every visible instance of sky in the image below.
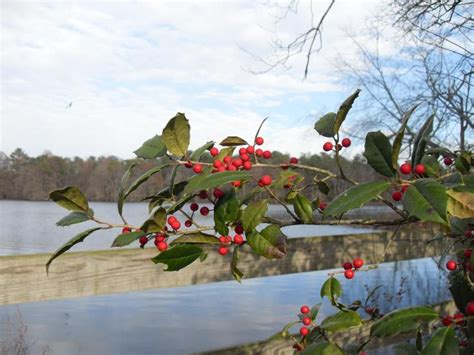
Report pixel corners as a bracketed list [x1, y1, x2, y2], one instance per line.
[1, 0, 391, 159]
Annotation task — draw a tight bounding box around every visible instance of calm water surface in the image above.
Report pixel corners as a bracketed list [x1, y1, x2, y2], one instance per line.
[0, 200, 383, 256]
[0, 257, 450, 355]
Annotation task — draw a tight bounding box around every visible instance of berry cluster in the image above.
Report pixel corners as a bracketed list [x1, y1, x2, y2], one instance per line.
[322, 137, 351, 152]
[298, 305, 315, 338]
[342, 257, 364, 279]
[217, 232, 245, 256]
[391, 163, 426, 201]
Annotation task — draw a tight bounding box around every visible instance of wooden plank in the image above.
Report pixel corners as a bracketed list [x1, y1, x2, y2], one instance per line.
[0, 225, 448, 305]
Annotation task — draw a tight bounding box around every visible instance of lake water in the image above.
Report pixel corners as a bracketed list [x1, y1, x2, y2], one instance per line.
[0, 200, 384, 256]
[0, 257, 450, 355]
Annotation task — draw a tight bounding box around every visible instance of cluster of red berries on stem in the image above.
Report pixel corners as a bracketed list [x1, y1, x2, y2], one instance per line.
[391, 162, 427, 202]
[298, 305, 314, 337]
[322, 137, 351, 152]
[342, 257, 364, 279]
[217, 232, 245, 256]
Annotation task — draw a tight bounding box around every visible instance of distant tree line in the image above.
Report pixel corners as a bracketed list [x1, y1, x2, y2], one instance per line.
[0, 147, 381, 202]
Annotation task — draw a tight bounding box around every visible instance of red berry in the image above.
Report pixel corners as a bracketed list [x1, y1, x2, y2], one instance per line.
[441, 316, 452, 326]
[219, 236, 228, 244]
[464, 230, 472, 238]
[213, 188, 224, 199]
[319, 202, 327, 210]
[210, 147, 219, 157]
[465, 302, 474, 315]
[299, 327, 309, 336]
[262, 150, 272, 159]
[223, 156, 232, 164]
[217, 166, 226, 173]
[200, 206, 210, 216]
[157, 241, 168, 251]
[323, 142, 333, 151]
[302, 317, 311, 326]
[154, 234, 165, 245]
[198, 190, 208, 199]
[246, 146, 255, 154]
[240, 153, 250, 162]
[185, 220, 192, 228]
[139, 236, 148, 245]
[213, 160, 223, 168]
[232, 180, 242, 188]
[353, 257, 364, 269]
[444, 157, 453, 166]
[400, 163, 412, 175]
[233, 234, 244, 245]
[290, 157, 298, 164]
[343, 262, 353, 270]
[454, 313, 464, 324]
[344, 269, 355, 279]
[284, 184, 291, 189]
[184, 161, 193, 168]
[281, 164, 289, 170]
[255, 149, 263, 157]
[193, 164, 203, 174]
[255, 137, 264, 145]
[235, 225, 244, 234]
[167, 216, 177, 225]
[239, 147, 247, 155]
[465, 249, 472, 258]
[218, 246, 228, 256]
[226, 164, 237, 171]
[341, 138, 351, 147]
[243, 161, 252, 170]
[171, 221, 181, 230]
[300, 305, 310, 314]
[232, 158, 243, 168]
[122, 227, 131, 234]
[414, 164, 425, 175]
[446, 260, 457, 271]
[190, 203, 199, 211]
[392, 191, 403, 201]
[260, 175, 272, 186]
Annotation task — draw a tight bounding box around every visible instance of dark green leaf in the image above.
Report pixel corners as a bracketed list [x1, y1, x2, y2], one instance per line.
[162, 112, 191, 157]
[370, 306, 438, 337]
[219, 136, 248, 146]
[420, 155, 440, 177]
[402, 179, 448, 224]
[334, 89, 360, 134]
[246, 224, 287, 259]
[314, 112, 336, 137]
[364, 131, 396, 177]
[190, 141, 215, 161]
[46, 227, 102, 273]
[171, 233, 221, 245]
[111, 231, 146, 247]
[49, 186, 89, 212]
[167, 194, 194, 214]
[454, 174, 473, 192]
[442, 173, 464, 189]
[214, 190, 240, 235]
[151, 245, 203, 271]
[320, 277, 342, 306]
[241, 200, 268, 233]
[293, 193, 313, 223]
[411, 114, 434, 167]
[118, 162, 137, 220]
[133, 135, 166, 159]
[184, 171, 252, 194]
[320, 310, 362, 332]
[141, 207, 167, 233]
[455, 155, 470, 174]
[323, 181, 390, 218]
[124, 164, 169, 200]
[56, 211, 91, 226]
[231, 246, 244, 283]
[391, 104, 419, 170]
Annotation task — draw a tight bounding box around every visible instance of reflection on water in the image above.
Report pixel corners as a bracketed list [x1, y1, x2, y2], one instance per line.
[0, 257, 451, 355]
[0, 200, 382, 256]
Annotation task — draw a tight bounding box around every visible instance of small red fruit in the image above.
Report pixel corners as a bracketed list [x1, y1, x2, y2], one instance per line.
[255, 149, 263, 157]
[218, 246, 228, 256]
[344, 269, 355, 279]
[299, 327, 309, 336]
[139, 236, 148, 245]
[302, 317, 311, 326]
[464, 249, 472, 258]
[290, 157, 298, 164]
[341, 138, 351, 147]
[465, 301, 474, 315]
[122, 227, 132, 234]
[157, 241, 168, 251]
[198, 190, 208, 199]
[243, 161, 252, 170]
[213, 160, 223, 168]
[167, 216, 177, 225]
[223, 156, 232, 164]
[240, 153, 250, 162]
[414, 164, 425, 175]
[184, 161, 193, 168]
[392, 191, 403, 201]
[171, 221, 181, 230]
[300, 305, 310, 314]
[210, 147, 219, 157]
[239, 147, 247, 155]
[233, 234, 244, 245]
[319, 202, 327, 210]
[154, 234, 165, 244]
[235, 225, 244, 234]
[190, 203, 199, 211]
[465, 230, 472, 238]
[219, 236, 228, 244]
[443, 157, 453, 166]
[343, 262, 353, 270]
[262, 150, 272, 159]
[400, 163, 412, 175]
[232, 180, 242, 188]
[246, 146, 255, 154]
[260, 175, 272, 186]
[353, 257, 364, 269]
[185, 220, 192, 228]
[213, 188, 224, 199]
[453, 313, 464, 324]
[255, 137, 264, 145]
[323, 142, 333, 151]
[441, 316, 452, 326]
[200, 206, 210, 216]
[193, 164, 203, 174]
[446, 260, 457, 271]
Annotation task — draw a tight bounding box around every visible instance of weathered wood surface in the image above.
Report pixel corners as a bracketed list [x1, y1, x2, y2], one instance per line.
[199, 301, 457, 355]
[1, 225, 447, 305]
